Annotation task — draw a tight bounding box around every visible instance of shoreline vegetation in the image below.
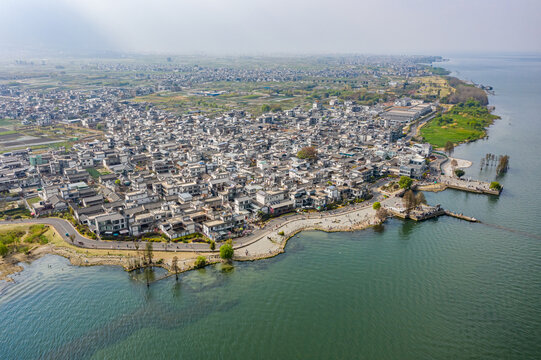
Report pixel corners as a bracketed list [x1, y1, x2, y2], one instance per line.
[1, 203, 384, 282]
[420, 75, 498, 148]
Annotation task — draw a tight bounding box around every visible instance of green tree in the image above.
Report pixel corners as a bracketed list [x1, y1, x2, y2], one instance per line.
[398, 176, 413, 189]
[114, 179, 121, 185]
[261, 104, 271, 112]
[490, 181, 502, 191]
[194, 255, 207, 268]
[454, 169, 465, 178]
[209, 240, 216, 251]
[372, 202, 381, 210]
[220, 243, 234, 260]
[0, 241, 8, 257]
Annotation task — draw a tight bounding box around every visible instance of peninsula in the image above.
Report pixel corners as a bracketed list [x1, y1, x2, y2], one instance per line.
[0, 55, 502, 281]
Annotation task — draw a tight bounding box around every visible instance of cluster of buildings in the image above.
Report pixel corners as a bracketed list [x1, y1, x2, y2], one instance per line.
[75, 55, 441, 90]
[0, 86, 154, 127]
[0, 92, 435, 242]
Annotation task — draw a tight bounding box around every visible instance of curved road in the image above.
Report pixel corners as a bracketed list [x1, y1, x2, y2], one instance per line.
[0, 193, 384, 253]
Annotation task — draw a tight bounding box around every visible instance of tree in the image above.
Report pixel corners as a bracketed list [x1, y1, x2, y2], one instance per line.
[261, 104, 271, 113]
[172, 256, 179, 281]
[490, 181, 502, 191]
[220, 243, 234, 260]
[415, 192, 427, 205]
[297, 146, 317, 160]
[194, 255, 206, 268]
[114, 179, 121, 185]
[375, 207, 389, 222]
[0, 242, 8, 257]
[145, 267, 152, 287]
[209, 240, 216, 251]
[372, 202, 381, 210]
[444, 141, 454, 155]
[145, 242, 153, 265]
[454, 169, 465, 178]
[402, 190, 416, 215]
[398, 176, 413, 189]
[496, 155, 509, 175]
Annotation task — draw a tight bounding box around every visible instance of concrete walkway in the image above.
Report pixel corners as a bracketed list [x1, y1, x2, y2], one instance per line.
[0, 195, 389, 258]
[442, 157, 472, 177]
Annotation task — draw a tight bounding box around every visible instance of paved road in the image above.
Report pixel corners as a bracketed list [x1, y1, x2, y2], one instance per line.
[0, 185, 386, 253]
[404, 112, 437, 142]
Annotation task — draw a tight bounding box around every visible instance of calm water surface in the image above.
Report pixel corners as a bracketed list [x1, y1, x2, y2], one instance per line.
[1, 55, 541, 359]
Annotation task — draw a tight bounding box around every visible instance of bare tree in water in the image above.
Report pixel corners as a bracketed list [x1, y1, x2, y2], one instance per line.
[145, 242, 153, 265]
[172, 256, 179, 281]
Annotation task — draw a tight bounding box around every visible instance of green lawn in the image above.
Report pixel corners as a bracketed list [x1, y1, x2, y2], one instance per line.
[27, 196, 41, 205]
[420, 100, 498, 147]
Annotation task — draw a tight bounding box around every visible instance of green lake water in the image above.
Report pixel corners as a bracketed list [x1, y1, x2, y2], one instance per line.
[1, 55, 541, 359]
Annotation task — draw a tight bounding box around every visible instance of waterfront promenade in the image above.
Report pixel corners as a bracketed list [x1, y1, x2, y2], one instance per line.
[0, 197, 387, 259]
[439, 176, 501, 195]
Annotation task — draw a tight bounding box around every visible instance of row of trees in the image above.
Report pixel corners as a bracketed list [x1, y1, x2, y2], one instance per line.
[479, 153, 510, 175]
[444, 77, 489, 105]
[402, 190, 426, 215]
[169, 240, 235, 280]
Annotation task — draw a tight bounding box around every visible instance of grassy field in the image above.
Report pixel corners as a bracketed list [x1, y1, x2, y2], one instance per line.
[420, 100, 498, 147]
[27, 196, 41, 205]
[0, 224, 51, 256]
[132, 88, 311, 116]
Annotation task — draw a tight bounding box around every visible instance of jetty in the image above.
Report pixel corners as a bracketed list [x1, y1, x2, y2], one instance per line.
[444, 210, 479, 223]
[384, 198, 479, 223]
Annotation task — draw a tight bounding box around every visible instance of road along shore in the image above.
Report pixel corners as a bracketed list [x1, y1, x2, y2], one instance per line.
[1, 201, 383, 282]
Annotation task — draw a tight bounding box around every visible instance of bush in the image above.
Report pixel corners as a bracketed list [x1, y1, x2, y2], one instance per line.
[372, 202, 381, 210]
[278, 231, 285, 236]
[220, 243, 234, 260]
[209, 240, 216, 251]
[0, 229, 25, 245]
[0, 242, 8, 257]
[490, 181, 502, 191]
[454, 169, 465, 178]
[194, 255, 207, 268]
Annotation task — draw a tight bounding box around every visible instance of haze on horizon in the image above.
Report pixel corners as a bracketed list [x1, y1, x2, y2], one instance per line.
[1, 0, 540, 57]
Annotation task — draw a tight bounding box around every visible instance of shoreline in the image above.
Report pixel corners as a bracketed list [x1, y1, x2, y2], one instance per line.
[1, 203, 383, 282]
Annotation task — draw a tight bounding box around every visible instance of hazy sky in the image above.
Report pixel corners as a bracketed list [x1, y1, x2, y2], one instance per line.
[1, 0, 540, 56]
